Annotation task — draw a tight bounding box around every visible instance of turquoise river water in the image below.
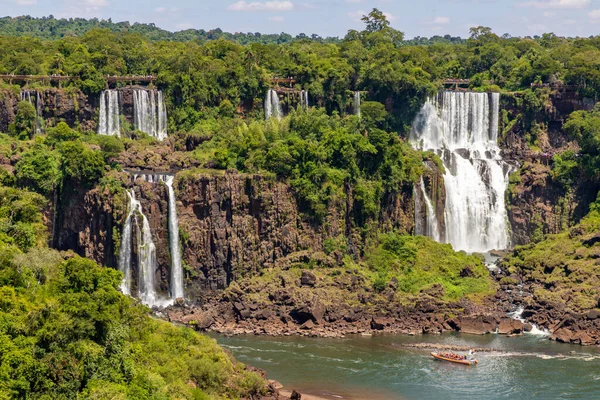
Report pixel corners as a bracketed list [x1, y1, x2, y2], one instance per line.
[213, 332, 600, 399]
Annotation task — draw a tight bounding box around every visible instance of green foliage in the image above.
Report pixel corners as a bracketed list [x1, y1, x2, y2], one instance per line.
[46, 122, 81, 146]
[59, 141, 105, 185]
[14, 145, 62, 195]
[14, 101, 36, 140]
[365, 234, 494, 301]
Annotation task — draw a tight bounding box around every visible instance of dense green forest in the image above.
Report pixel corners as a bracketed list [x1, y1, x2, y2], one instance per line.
[1, 8, 600, 396]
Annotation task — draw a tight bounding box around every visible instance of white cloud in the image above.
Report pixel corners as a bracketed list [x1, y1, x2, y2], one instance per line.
[348, 10, 365, 22]
[16, 0, 37, 5]
[589, 9, 600, 18]
[85, 0, 108, 7]
[383, 11, 397, 22]
[345, 0, 363, 3]
[269, 15, 285, 22]
[155, 7, 166, 13]
[227, 1, 294, 12]
[433, 16, 450, 24]
[518, 0, 589, 9]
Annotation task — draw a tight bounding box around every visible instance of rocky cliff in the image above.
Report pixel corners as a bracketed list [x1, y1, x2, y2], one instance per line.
[500, 89, 596, 245]
[56, 169, 417, 302]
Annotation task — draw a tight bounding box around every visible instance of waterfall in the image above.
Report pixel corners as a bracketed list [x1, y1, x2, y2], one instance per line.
[354, 91, 361, 117]
[265, 89, 282, 120]
[164, 175, 184, 300]
[418, 177, 441, 242]
[19, 90, 43, 135]
[300, 90, 309, 109]
[410, 91, 511, 253]
[128, 171, 184, 301]
[118, 188, 170, 308]
[118, 191, 135, 296]
[98, 90, 121, 136]
[133, 89, 168, 140]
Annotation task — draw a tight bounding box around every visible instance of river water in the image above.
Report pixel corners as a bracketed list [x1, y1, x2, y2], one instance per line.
[213, 333, 600, 399]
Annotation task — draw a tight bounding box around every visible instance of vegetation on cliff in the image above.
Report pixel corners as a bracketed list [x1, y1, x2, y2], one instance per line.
[0, 185, 266, 399]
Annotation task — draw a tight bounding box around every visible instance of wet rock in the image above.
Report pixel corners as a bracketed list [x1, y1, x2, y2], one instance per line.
[290, 297, 325, 324]
[552, 328, 575, 343]
[523, 323, 533, 332]
[450, 315, 498, 335]
[498, 318, 523, 335]
[290, 390, 302, 400]
[371, 317, 388, 330]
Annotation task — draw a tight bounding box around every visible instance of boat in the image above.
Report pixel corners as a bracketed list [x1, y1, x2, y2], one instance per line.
[431, 352, 478, 365]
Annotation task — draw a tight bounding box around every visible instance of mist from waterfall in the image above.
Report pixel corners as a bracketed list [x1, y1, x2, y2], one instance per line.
[354, 91, 361, 117]
[265, 89, 282, 120]
[410, 91, 511, 253]
[133, 89, 168, 140]
[164, 175, 184, 300]
[98, 90, 120, 136]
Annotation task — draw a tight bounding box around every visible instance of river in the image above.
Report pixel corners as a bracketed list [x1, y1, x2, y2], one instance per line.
[213, 332, 600, 399]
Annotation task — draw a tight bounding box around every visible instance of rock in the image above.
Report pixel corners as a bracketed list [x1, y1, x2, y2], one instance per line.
[268, 379, 283, 391]
[523, 323, 533, 332]
[300, 320, 315, 330]
[573, 331, 595, 346]
[450, 316, 498, 335]
[587, 310, 600, 320]
[290, 297, 325, 324]
[300, 270, 317, 287]
[498, 318, 523, 335]
[552, 328, 575, 343]
[290, 390, 302, 400]
[371, 317, 386, 330]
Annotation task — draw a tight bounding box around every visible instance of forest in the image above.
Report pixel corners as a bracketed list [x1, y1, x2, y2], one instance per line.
[1, 8, 600, 398]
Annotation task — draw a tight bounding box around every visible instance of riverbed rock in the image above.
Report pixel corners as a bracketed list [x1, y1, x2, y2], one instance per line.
[498, 318, 524, 335]
[450, 316, 498, 335]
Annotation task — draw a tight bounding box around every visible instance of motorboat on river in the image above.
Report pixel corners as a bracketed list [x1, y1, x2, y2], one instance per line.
[431, 351, 478, 366]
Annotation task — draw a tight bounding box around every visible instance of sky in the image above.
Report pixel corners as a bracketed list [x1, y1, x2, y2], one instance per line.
[1, 0, 600, 38]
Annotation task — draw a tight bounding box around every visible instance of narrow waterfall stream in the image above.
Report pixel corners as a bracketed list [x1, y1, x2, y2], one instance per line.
[118, 191, 135, 296]
[265, 89, 282, 120]
[20, 90, 43, 135]
[410, 92, 511, 253]
[164, 175, 184, 300]
[98, 90, 121, 136]
[300, 90, 309, 109]
[354, 91, 361, 117]
[418, 177, 441, 242]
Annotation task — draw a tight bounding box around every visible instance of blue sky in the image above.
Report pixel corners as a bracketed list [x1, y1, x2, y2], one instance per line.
[1, 0, 599, 38]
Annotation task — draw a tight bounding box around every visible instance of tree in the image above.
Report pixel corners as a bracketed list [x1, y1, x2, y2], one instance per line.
[361, 8, 390, 33]
[14, 101, 36, 140]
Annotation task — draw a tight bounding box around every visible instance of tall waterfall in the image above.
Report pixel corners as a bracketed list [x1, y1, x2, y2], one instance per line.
[300, 90, 309, 109]
[410, 91, 511, 253]
[98, 90, 121, 136]
[133, 89, 168, 140]
[265, 89, 282, 120]
[118, 189, 164, 307]
[354, 91, 361, 117]
[164, 175, 184, 300]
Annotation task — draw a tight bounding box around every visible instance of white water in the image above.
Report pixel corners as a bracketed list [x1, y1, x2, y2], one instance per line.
[410, 92, 511, 253]
[508, 305, 551, 336]
[131, 172, 184, 301]
[354, 91, 361, 117]
[133, 89, 168, 140]
[300, 90, 309, 109]
[164, 175, 184, 300]
[20, 90, 44, 135]
[118, 191, 135, 295]
[418, 177, 441, 242]
[119, 188, 171, 308]
[98, 90, 121, 136]
[265, 89, 282, 120]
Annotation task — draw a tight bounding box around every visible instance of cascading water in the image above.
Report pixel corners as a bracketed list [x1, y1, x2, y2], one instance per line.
[300, 90, 309, 109]
[164, 175, 184, 300]
[133, 89, 168, 140]
[20, 90, 43, 135]
[410, 91, 511, 253]
[98, 90, 121, 136]
[265, 89, 282, 120]
[118, 191, 135, 295]
[128, 171, 184, 301]
[417, 177, 441, 242]
[354, 91, 361, 117]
